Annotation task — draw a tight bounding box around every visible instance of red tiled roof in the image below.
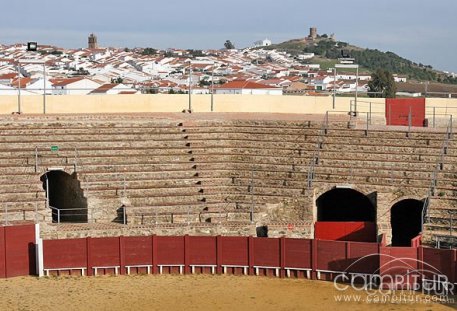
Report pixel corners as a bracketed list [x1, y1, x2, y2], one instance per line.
[11, 77, 31, 88]
[51, 77, 84, 87]
[90, 83, 117, 93]
[0, 73, 17, 80]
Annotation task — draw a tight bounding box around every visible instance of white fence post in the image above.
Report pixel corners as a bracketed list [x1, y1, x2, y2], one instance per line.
[35, 223, 44, 277]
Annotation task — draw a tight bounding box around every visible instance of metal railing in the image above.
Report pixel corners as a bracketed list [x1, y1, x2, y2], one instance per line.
[349, 100, 457, 130]
[2, 203, 43, 225]
[349, 100, 382, 122]
[421, 115, 453, 230]
[306, 110, 360, 191]
[306, 113, 330, 191]
[49, 206, 89, 224]
[249, 168, 255, 223]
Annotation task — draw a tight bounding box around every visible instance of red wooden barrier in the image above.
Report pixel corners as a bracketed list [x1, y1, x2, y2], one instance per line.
[283, 238, 312, 269]
[282, 238, 312, 278]
[316, 240, 347, 276]
[380, 246, 418, 289]
[123, 236, 153, 275]
[38, 233, 457, 285]
[123, 236, 153, 265]
[253, 238, 280, 266]
[219, 236, 249, 275]
[0, 227, 5, 278]
[422, 247, 456, 283]
[4, 224, 36, 278]
[186, 236, 217, 274]
[43, 238, 87, 276]
[187, 236, 217, 265]
[88, 237, 120, 276]
[253, 238, 280, 276]
[156, 236, 184, 264]
[219, 236, 249, 266]
[156, 236, 184, 274]
[346, 241, 379, 274]
[314, 222, 376, 242]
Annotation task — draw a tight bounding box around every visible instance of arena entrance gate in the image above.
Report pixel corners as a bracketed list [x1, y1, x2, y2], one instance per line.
[41, 170, 88, 223]
[390, 199, 423, 247]
[315, 187, 377, 242]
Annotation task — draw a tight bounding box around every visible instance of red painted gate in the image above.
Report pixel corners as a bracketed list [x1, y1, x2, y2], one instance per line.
[0, 224, 36, 278]
[314, 222, 377, 242]
[385, 98, 425, 126]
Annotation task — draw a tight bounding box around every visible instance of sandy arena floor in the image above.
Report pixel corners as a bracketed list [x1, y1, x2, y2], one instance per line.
[0, 275, 455, 311]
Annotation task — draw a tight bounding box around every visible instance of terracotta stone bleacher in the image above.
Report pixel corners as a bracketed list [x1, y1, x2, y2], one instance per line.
[0, 113, 454, 243]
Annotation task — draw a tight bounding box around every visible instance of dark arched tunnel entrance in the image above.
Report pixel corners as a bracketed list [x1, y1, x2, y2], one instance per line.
[391, 199, 423, 247]
[317, 188, 376, 222]
[41, 170, 88, 223]
[315, 188, 377, 242]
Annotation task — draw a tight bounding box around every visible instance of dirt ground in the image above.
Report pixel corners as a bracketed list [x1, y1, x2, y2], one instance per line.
[0, 275, 455, 311]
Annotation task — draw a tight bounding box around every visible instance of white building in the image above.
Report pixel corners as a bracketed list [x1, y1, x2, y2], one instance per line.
[25, 78, 53, 95]
[190, 88, 210, 95]
[253, 38, 272, 48]
[336, 72, 371, 81]
[52, 77, 101, 95]
[297, 53, 315, 60]
[89, 83, 139, 95]
[393, 75, 407, 83]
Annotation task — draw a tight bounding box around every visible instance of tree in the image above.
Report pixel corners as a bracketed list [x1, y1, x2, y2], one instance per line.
[142, 48, 157, 55]
[111, 77, 124, 84]
[187, 49, 204, 57]
[368, 69, 396, 98]
[224, 40, 235, 50]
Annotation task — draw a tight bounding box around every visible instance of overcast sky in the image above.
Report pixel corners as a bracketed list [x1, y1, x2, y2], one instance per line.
[1, 0, 456, 72]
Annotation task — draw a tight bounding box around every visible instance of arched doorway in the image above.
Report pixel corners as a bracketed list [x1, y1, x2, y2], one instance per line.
[315, 188, 377, 242]
[41, 170, 88, 223]
[391, 199, 423, 247]
[317, 188, 376, 222]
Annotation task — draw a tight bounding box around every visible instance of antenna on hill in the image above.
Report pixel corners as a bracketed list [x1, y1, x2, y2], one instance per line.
[339, 49, 355, 64]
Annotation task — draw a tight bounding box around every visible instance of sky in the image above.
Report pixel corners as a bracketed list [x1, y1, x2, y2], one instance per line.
[1, 0, 456, 72]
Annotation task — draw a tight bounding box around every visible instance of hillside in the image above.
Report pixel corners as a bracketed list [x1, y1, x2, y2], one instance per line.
[263, 37, 457, 84]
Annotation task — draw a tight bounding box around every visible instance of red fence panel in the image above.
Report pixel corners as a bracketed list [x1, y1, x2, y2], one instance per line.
[187, 236, 217, 265]
[156, 236, 185, 265]
[0, 227, 5, 278]
[316, 240, 347, 272]
[219, 236, 249, 266]
[455, 252, 457, 284]
[380, 247, 418, 289]
[123, 236, 152, 266]
[89, 237, 120, 267]
[346, 241, 379, 274]
[386, 98, 425, 126]
[253, 238, 280, 267]
[314, 222, 376, 242]
[4, 224, 36, 278]
[30, 233, 457, 282]
[283, 238, 312, 269]
[43, 238, 87, 269]
[422, 247, 455, 283]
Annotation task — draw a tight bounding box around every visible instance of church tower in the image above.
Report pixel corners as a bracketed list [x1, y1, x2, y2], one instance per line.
[88, 33, 98, 49]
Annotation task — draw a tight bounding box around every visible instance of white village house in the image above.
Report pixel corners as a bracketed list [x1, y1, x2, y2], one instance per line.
[51, 77, 101, 95]
[214, 80, 283, 95]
